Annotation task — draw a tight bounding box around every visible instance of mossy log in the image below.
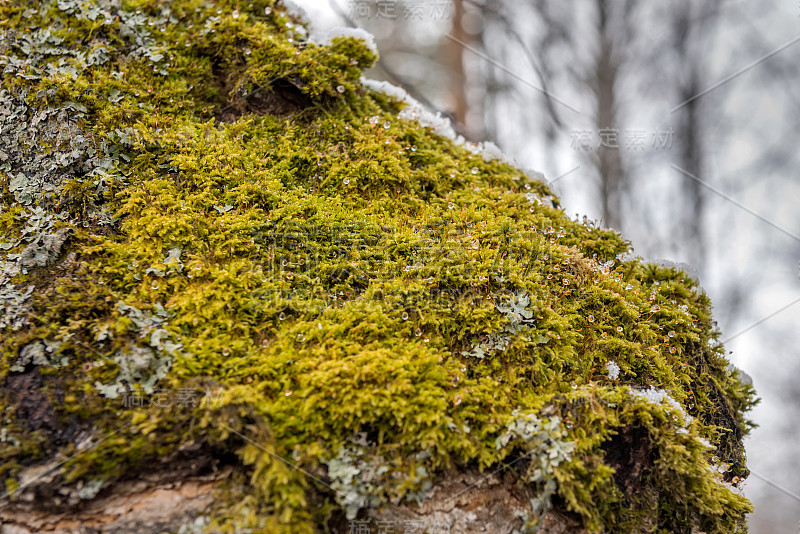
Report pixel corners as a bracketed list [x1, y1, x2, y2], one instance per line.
[0, 1, 757, 532]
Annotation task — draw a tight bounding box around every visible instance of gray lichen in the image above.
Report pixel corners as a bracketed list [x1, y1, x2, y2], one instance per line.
[462, 291, 546, 359]
[93, 302, 181, 399]
[495, 411, 576, 525]
[324, 444, 433, 520]
[0, 281, 34, 331]
[9, 339, 65, 372]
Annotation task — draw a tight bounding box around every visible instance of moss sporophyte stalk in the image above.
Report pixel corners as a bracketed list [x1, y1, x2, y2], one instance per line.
[0, 1, 757, 532]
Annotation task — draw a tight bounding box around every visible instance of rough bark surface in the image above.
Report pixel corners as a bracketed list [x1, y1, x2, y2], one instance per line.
[368, 471, 587, 534]
[1, 469, 228, 533]
[1, 469, 589, 534]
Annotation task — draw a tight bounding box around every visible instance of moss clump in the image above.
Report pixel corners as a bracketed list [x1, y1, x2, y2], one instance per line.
[0, 1, 757, 532]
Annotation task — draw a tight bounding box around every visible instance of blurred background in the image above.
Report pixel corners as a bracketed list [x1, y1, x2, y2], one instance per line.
[292, 0, 800, 530]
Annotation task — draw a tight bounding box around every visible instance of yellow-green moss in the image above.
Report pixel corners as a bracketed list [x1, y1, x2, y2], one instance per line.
[0, 1, 756, 533]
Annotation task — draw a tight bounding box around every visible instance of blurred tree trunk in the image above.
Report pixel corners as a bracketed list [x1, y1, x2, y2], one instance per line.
[593, 0, 625, 230]
[672, 1, 717, 268]
[444, 0, 470, 135]
[677, 70, 706, 266]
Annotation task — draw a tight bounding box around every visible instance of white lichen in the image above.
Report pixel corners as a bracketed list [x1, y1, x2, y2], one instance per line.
[605, 360, 621, 380]
[77, 479, 105, 500]
[177, 517, 211, 534]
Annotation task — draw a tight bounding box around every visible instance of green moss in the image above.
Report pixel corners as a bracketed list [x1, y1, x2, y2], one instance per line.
[0, 1, 757, 533]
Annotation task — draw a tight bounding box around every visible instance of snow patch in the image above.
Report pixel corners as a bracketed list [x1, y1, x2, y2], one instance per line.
[727, 363, 753, 386]
[361, 77, 539, 170]
[361, 79, 407, 101]
[281, 0, 309, 24]
[652, 258, 700, 285]
[628, 385, 692, 426]
[362, 78, 459, 142]
[315, 27, 377, 55]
